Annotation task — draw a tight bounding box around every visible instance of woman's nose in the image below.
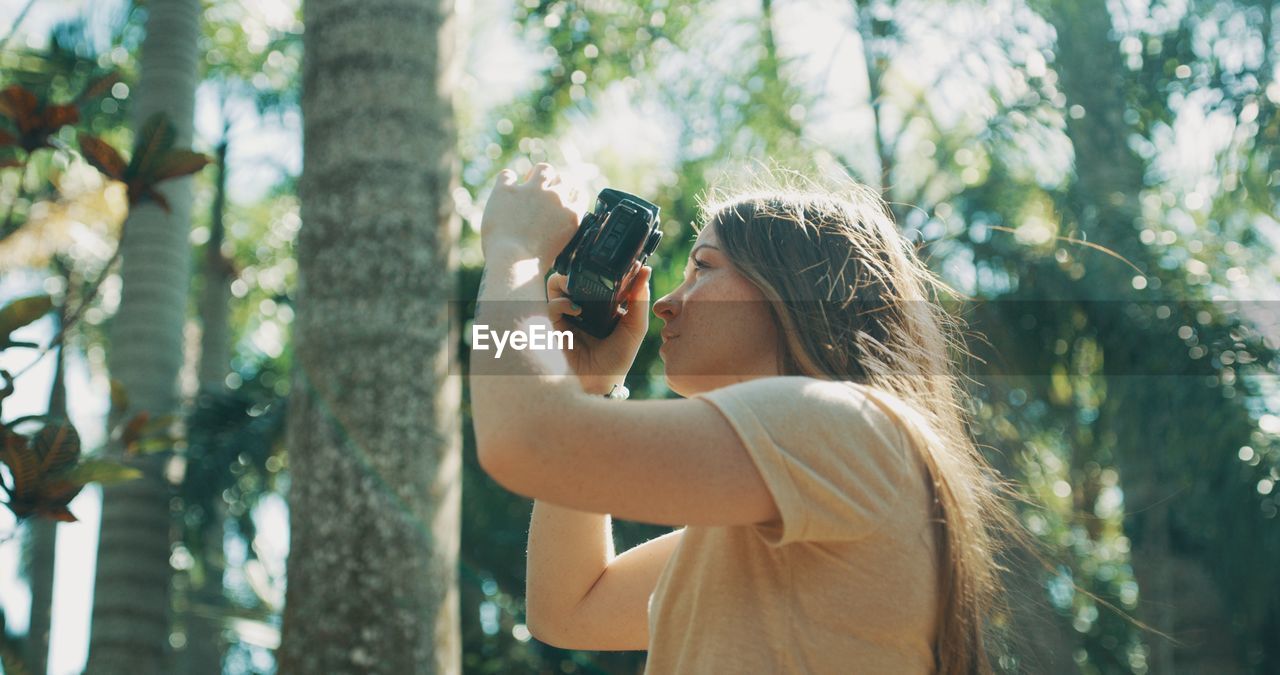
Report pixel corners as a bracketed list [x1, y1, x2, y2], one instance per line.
[653, 291, 678, 320]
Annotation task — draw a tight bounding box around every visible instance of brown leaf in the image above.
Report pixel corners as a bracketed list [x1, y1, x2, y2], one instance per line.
[151, 150, 212, 182]
[78, 133, 128, 181]
[0, 86, 78, 151]
[39, 505, 79, 522]
[32, 423, 81, 475]
[0, 129, 15, 147]
[109, 379, 129, 413]
[0, 85, 38, 129]
[0, 430, 39, 502]
[0, 427, 84, 521]
[131, 113, 176, 180]
[43, 104, 79, 131]
[122, 411, 150, 453]
[27, 478, 84, 521]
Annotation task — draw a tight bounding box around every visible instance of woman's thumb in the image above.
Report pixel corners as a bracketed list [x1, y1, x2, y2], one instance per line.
[632, 265, 652, 303]
[619, 265, 652, 328]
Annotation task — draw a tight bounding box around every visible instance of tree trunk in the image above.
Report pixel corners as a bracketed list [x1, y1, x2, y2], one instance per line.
[277, 0, 462, 672]
[86, 0, 202, 671]
[196, 137, 233, 397]
[180, 136, 234, 675]
[24, 519, 55, 675]
[23, 259, 72, 675]
[853, 1, 894, 203]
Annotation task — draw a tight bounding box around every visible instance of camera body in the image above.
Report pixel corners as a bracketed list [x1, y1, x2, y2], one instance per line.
[553, 188, 663, 339]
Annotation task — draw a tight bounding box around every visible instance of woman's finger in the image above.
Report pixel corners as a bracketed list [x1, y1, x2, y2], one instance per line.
[547, 296, 582, 322]
[546, 272, 570, 300]
[617, 265, 652, 332]
[628, 265, 652, 305]
[526, 162, 556, 186]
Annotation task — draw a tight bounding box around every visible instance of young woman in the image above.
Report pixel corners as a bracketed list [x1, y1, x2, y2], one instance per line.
[470, 163, 1015, 674]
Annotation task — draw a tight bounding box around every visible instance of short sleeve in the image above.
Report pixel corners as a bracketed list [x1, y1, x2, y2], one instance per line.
[694, 376, 922, 547]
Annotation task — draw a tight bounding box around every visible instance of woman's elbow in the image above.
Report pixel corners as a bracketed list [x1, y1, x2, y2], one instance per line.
[475, 433, 518, 484]
[526, 611, 591, 651]
[524, 610, 567, 649]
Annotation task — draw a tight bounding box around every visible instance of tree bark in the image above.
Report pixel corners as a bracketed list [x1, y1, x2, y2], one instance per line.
[86, 0, 202, 671]
[277, 0, 463, 672]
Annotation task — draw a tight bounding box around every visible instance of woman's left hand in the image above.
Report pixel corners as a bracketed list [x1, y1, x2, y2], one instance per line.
[480, 162, 585, 268]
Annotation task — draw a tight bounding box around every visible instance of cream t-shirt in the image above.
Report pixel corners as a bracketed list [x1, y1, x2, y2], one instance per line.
[644, 376, 939, 674]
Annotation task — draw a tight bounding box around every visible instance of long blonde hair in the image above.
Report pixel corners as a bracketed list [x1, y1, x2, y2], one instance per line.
[701, 176, 1020, 674]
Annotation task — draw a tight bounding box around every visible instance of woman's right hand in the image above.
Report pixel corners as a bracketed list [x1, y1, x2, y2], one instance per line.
[546, 263, 653, 395]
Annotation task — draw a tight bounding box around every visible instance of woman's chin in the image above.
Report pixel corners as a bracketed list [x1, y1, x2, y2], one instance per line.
[662, 372, 724, 398]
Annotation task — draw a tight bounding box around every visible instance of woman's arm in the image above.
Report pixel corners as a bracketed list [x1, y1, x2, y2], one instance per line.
[470, 164, 779, 527]
[524, 501, 613, 645]
[527, 507, 683, 651]
[470, 248, 779, 528]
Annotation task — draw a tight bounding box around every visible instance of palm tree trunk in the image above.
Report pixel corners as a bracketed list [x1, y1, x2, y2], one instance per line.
[277, 0, 463, 671]
[85, 0, 202, 671]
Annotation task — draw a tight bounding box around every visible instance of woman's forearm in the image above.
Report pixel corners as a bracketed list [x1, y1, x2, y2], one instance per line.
[470, 253, 584, 458]
[525, 500, 616, 641]
[474, 249, 620, 637]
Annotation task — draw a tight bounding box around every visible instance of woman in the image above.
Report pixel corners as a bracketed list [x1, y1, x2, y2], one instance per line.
[470, 163, 1015, 674]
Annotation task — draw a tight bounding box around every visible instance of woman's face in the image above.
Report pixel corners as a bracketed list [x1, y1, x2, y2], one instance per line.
[653, 222, 782, 396]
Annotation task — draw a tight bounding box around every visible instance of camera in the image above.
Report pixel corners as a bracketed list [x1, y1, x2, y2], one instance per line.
[553, 188, 663, 339]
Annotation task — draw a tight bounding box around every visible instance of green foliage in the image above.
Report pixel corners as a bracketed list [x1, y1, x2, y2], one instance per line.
[199, 0, 302, 113]
[461, 0, 697, 189]
[181, 373, 288, 558]
[0, 294, 52, 350]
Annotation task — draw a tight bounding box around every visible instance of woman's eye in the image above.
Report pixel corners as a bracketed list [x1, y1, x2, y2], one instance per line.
[693, 259, 710, 270]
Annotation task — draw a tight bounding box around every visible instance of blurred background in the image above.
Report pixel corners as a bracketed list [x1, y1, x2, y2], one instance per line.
[0, 0, 1278, 672]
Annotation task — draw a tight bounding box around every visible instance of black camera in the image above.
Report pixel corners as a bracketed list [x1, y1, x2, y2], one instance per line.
[553, 188, 663, 339]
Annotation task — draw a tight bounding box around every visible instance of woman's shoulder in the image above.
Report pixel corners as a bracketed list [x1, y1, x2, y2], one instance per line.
[700, 375, 886, 404]
[700, 376, 928, 447]
[697, 376, 904, 424]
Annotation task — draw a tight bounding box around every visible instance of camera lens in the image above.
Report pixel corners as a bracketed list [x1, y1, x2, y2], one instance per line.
[644, 229, 662, 255]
